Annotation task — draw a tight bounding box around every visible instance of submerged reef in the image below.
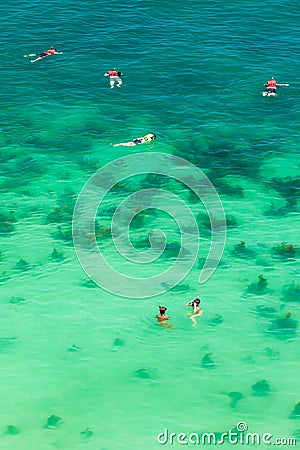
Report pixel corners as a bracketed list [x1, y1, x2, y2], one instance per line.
[268, 312, 298, 339]
[0, 211, 16, 234]
[228, 391, 244, 408]
[134, 368, 153, 380]
[290, 402, 300, 419]
[197, 214, 231, 233]
[253, 305, 278, 318]
[231, 241, 257, 259]
[113, 338, 124, 347]
[53, 225, 73, 243]
[281, 282, 300, 303]
[140, 173, 169, 189]
[46, 206, 72, 224]
[9, 296, 26, 304]
[251, 379, 271, 396]
[268, 177, 300, 209]
[242, 355, 255, 364]
[208, 178, 244, 198]
[163, 242, 191, 259]
[0, 272, 11, 283]
[0, 337, 17, 352]
[263, 347, 280, 360]
[3, 425, 20, 436]
[271, 242, 299, 259]
[264, 203, 295, 217]
[206, 314, 223, 326]
[67, 344, 82, 352]
[46, 190, 77, 225]
[201, 353, 215, 369]
[16, 156, 44, 177]
[50, 248, 65, 262]
[160, 282, 190, 292]
[13, 259, 32, 271]
[80, 427, 93, 438]
[43, 415, 63, 429]
[80, 278, 98, 288]
[247, 275, 269, 295]
[176, 136, 264, 179]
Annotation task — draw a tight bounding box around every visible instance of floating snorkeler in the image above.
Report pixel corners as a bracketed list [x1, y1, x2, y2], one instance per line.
[24, 46, 63, 63]
[113, 133, 156, 147]
[185, 297, 203, 326]
[104, 68, 123, 88]
[262, 77, 289, 97]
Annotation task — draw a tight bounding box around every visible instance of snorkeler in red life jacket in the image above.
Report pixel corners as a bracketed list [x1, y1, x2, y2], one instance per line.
[44, 48, 58, 55]
[28, 46, 63, 63]
[104, 68, 123, 88]
[266, 77, 277, 93]
[263, 76, 289, 96]
[108, 70, 119, 77]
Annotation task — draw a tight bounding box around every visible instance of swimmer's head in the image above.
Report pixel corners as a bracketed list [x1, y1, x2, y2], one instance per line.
[145, 133, 156, 140]
[285, 312, 291, 318]
[159, 305, 167, 314]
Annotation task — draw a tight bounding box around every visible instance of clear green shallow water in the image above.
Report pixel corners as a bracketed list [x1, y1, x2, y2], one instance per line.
[1, 0, 300, 449]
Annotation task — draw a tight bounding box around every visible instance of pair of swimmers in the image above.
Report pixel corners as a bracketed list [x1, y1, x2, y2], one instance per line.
[156, 298, 203, 326]
[105, 70, 156, 146]
[27, 49, 122, 90]
[102, 70, 157, 145]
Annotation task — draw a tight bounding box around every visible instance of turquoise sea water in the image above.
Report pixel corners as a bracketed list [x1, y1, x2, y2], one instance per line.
[1, 1, 300, 449]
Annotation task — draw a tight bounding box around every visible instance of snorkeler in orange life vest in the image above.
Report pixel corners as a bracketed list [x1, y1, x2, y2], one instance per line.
[263, 76, 289, 96]
[265, 77, 277, 94]
[104, 68, 123, 88]
[24, 46, 63, 63]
